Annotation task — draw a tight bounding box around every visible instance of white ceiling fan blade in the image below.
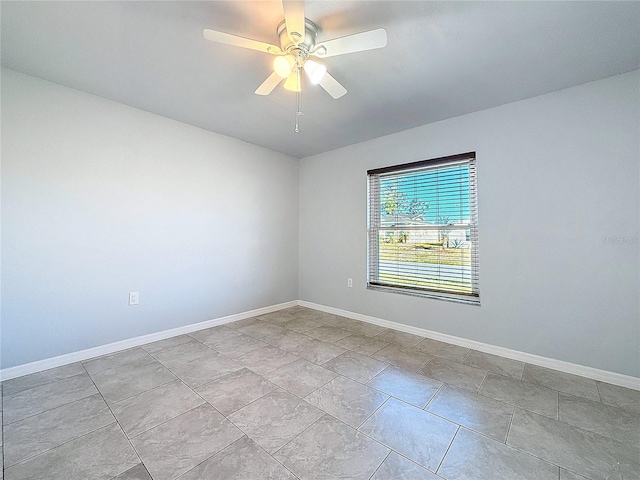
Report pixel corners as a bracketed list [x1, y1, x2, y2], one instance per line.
[255, 72, 284, 95]
[318, 71, 347, 99]
[314, 28, 387, 58]
[203, 29, 283, 55]
[282, 0, 305, 44]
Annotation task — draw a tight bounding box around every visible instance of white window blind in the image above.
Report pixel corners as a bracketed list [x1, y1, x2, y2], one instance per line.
[367, 152, 480, 304]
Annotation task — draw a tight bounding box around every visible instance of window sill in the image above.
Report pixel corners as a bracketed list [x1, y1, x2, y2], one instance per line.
[367, 283, 480, 306]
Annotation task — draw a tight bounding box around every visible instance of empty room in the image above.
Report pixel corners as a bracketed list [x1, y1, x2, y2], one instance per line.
[1, 1, 639, 479]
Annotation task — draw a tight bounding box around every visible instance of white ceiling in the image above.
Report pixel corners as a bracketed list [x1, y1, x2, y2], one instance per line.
[2, 1, 639, 158]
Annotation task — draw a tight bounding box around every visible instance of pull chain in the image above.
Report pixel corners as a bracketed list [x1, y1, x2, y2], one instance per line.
[294, 67, 303, 133]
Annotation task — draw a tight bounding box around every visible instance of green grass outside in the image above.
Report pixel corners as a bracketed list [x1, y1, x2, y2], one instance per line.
[379, 242, 471, 266]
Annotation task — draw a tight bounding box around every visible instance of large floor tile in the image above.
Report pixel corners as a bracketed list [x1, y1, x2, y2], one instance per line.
[265, 359, 338, 397]
[461, 350, 525, 380]
[316, 314, 361, 329]
[189, 325, 242, 347]
[180, 435, 296, 480]
[344, 321, 389, 338]
[237, 322, 287, 340]
[275, 414, 389, 480]
[227, 317, 261, 329]
[88, 360, 176, 404]
[597, 381, 640, 415]
[560, 468, 590, 480]
[208, 333, 268, 358]
[306, 325, 353, 343]
[367, 365, 442, 408]
[140, 334, 193, 355]
[263, 329, 314, 352]
[479, 372, 559, 419]
[336, 334, 389, 356]
[5, 423, 138, 480]
[112, 463, 153, 480]
[3, 373, 98, 424]
[195, 368, 278, 416]
[322, 350, 388, 383]
[426, 384, 514, 442]
[285, 306, 319, 319]
[438, 427, 558, 480]
[507, 407, 640, 480]
[131, 404, 243, 480]
[148, 338, 214, 369]
[360, 398, 458, 472]
[373, 344, 432, 372]
[235, 345, 299, 375]
[375, 330, 424, 349]
[168, 351, 242, 388]
[4, 393, 114, 466]
[280, 317, 324, 333]
[522, 364, 600, 402]
[292, 338, 346, 364]
[419, 357, 487, 392]
[371, 452, 441, 480]
[2, 363, 86, 396]
[110, 380, 204, 438]
[227, 389, 324, 453]
[558, 392, 640, 448]
[305, 375, 389, 428]
[83, 348, 155, 377]
[256, 311, 298, 326]
[414, 338, 470, 362]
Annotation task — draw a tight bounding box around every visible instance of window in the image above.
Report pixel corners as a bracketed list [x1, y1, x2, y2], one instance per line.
[367, 152, 479, 304]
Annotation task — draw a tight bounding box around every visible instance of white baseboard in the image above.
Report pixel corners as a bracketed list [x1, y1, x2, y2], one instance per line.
[0, 300, 297, 382]
[299, 300, 640, 391]
[3, 299, 638, 392]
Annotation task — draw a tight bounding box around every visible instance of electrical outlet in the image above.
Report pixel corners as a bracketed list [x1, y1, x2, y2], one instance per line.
[129, 292, 139, 306]
[347, 278, 353, 288]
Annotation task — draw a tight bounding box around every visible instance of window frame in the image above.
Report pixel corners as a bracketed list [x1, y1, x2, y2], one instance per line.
[367, 152, 480, 305]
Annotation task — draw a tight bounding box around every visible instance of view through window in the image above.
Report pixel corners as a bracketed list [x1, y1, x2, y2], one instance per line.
[367, 152, 479, 304]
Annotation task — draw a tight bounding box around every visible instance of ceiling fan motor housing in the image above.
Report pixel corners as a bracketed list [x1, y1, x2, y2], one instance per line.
[277, 18, 318, 55]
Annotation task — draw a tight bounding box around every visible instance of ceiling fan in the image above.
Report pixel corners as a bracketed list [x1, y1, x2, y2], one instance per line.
[203, 0, 387, 130]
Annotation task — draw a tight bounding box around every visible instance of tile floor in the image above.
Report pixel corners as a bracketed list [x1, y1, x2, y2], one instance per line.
[2, 306, 639, 480]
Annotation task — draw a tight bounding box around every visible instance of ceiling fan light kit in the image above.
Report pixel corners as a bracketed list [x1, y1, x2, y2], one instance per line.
[273, 55, 293, 78]
[203, 0, 388, 132]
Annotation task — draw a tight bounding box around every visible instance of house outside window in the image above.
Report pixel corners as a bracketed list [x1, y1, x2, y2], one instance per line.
[367, 152, 480, 305]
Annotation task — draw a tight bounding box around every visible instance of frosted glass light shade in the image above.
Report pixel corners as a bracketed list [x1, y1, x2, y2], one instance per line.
[303, 60, 327, 84]
[283, 71, 301, 91]
[273, 56, 293, 78]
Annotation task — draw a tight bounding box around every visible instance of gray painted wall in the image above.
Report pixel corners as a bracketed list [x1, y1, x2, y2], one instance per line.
[2, 68, 638, 378]
[1, 69, 299, 368]
[299, 71, 640, 377]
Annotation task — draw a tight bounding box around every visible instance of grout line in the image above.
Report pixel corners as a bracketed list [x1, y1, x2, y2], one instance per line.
[170, 436, 244, 480]
[595, 380, 604, 404]
[356, 395, 391, 430]
[504, 405, 517, 446]
[460, 348, 473, 363]
[367, 450, 392, 480]
[423, 382, 446, 410]
[435, 425, 460, 474]
[1, 372, 97, 426]
[5, 420, 120, 472]
[476, 370, 490, 394]
[269, 412, 328, 457]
